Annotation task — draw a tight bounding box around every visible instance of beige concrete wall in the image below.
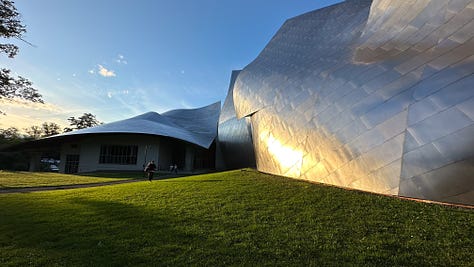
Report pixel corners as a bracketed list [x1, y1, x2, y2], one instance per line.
[60, 134, 161, 173]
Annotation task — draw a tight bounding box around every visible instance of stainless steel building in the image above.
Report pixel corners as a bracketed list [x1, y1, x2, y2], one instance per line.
[227, 0, 474, 205]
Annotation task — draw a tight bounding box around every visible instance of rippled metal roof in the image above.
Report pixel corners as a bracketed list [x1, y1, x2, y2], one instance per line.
[54, 102, 221, 148]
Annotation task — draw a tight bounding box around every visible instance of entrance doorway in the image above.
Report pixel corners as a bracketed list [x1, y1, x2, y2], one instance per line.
[65, 154, 80, 173]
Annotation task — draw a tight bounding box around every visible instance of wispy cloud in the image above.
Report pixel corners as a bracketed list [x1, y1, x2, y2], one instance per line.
[116, 54, 128, 65]
[0, 99, 69, 131]
[179, 100, 194, 109]
[0, 98, 62, 112]
[98, 65, 116, 77]
[106, 89, 129, 99]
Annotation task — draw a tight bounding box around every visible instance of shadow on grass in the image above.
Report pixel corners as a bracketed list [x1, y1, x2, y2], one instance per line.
[80, 171, 207, 182]
[161, 180, 224, 183]
[79, 171, 145, 179]
[0, 196, 199, 266]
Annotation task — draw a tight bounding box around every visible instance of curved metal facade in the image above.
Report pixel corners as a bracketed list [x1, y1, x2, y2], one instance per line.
[55, 102, 221, 149]
[217, 71, 256, 170]
[232, 0, 474, 205]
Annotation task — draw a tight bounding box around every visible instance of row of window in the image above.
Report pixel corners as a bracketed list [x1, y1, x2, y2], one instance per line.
[99, 145, 138, 165]
[97, 144, 214, 168]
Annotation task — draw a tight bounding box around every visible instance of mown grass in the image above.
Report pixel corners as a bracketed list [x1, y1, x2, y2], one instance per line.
[0, 169, 473, 266]
[0, 171, 136, 189]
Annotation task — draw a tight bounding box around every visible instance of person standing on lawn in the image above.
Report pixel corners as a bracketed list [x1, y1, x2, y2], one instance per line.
[144, 160, 157, 181]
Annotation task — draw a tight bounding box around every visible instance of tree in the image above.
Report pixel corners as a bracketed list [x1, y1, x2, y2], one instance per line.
[64, 113, 102, 132]
[24, 125, 42, 139]
[24, 122, 61, 139]
[0, 127, 29, 171]
[0, 0, 43, 114]
[41, 122, 61, 136]
[0, 126, 23, 144]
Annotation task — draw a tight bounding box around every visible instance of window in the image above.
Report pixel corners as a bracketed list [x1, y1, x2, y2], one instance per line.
[99, 145, 138, 165]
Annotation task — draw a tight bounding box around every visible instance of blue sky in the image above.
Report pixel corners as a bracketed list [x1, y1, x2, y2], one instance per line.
[1, 0, 341, 130]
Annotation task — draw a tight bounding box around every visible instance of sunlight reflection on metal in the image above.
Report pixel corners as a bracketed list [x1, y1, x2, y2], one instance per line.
[260, 131, 303, 178]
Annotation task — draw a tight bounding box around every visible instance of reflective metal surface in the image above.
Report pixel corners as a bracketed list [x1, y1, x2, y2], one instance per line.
[217, 71, 256, 170]
[54, 102, 221, 149]
[232, 0, 474, 205]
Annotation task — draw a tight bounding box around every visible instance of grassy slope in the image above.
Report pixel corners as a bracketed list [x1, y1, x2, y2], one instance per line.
[0, 171, 138, 189]
[0, 169, 473, 266]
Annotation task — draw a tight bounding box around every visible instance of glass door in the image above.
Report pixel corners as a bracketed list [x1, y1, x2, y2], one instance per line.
[65, 154, 80, 173]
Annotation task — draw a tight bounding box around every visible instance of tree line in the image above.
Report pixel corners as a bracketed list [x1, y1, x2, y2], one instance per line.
[0, 113, 102, 145]
[0, 113, 101, 171]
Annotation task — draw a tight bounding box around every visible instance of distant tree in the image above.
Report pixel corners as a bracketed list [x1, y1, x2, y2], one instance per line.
[24, 125, 42, 139]
[0, 0, 43, 114]
[0, 126, 23, 143]
[64, 113, 102, 132]
[24, 122, 61, 139]
[0, 127, 29, 171]
[41, 122, 61, 136]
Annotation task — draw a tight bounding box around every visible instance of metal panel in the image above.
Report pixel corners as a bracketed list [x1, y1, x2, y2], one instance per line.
[407, 107, 472, 146]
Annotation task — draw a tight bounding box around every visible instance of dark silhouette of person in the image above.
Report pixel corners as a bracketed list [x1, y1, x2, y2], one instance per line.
[145, 160, 157, 181]
[170, 163, 178, 174]
[173, 163, 178, 174]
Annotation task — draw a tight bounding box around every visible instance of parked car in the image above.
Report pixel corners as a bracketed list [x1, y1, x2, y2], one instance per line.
[49, 164, 59, 172]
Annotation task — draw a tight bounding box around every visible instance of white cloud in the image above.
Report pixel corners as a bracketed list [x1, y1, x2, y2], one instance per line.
[98, 65, 116, 77]
[116, 54, 128, 65]
[88, 69, 95, 74]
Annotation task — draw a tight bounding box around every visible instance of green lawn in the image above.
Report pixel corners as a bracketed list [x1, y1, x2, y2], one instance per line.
[0, 171, 137, 189]
[0, 169, 472, 266]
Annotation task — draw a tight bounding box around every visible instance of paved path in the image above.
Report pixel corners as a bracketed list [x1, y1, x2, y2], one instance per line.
[0, 172, 197, 194]
[0, 179, 145, 194]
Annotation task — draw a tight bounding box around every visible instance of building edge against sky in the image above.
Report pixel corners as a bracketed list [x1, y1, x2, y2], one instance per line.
[8, 0, 474, 206]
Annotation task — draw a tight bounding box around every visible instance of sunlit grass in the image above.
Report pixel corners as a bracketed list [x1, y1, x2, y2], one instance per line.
[0, 171, 136, 189]
[0, 169, 473, 266]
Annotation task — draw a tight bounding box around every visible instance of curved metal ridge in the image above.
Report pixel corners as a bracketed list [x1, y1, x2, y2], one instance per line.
[220, 70, 242, 124]
[53, 102, 221, 148]
[231, 0, 474, 205]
